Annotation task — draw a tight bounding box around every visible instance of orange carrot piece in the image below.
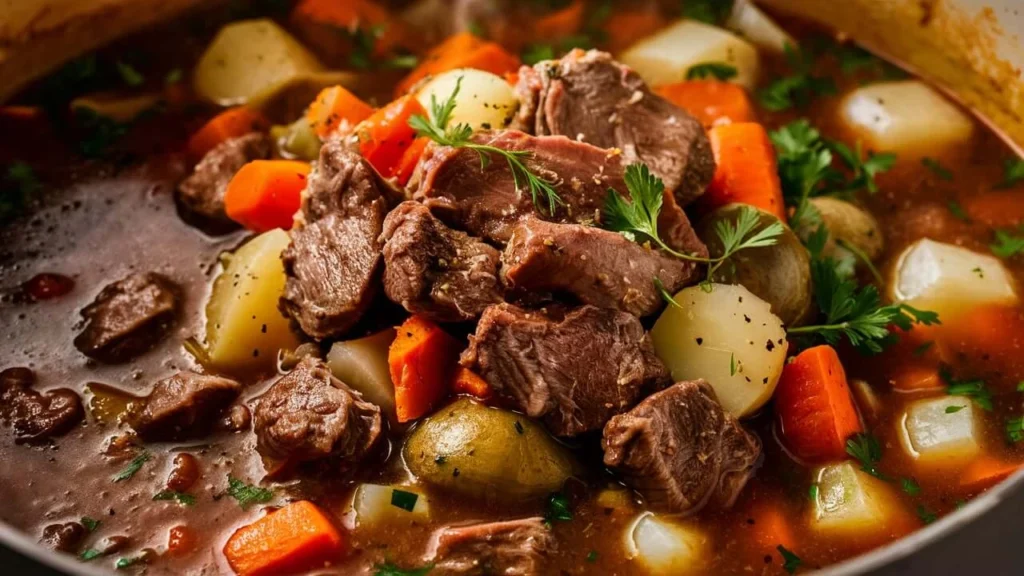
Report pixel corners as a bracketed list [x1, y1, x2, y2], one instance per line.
[774, 345, 863, 462]
[357, 95, 426, 179]
[224, 500, 345, 576]
[602, 10, 666, 53]
[292, 0, 403, 55]
[187, 107, 268, 163]
[655, 81, 756, 128]
[395, 136, 429, 186]
[963, 190, 1024, 229]
[388, 316, 460, 423]
[395, 33, 520, 97]
[891, 365, 944, 392]
[748, 500, 797, 552]
[224, 160, 311, 233]
[960, 456, 1022, 492]
[700, 122, 786, 220]
[306, 85, 374, 138]
[535, 0, 585, 39]
[452, 367, 492, 400]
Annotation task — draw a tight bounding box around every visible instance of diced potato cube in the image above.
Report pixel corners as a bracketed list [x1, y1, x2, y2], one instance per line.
[416, 69, 519, 131]
[891, 239, 1018, 321]
[624, 513, 707, 574]
[350, 484, 430, 527]
[811, 462, 906, 537]
[838, 80, 974, 157]
[620, 20, 760, 89]
[898, 396, 980, 468]
[327, 330, 397, 421]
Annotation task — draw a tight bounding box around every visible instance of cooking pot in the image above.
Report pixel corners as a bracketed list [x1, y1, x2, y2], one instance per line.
[1, 0, 1022, 574]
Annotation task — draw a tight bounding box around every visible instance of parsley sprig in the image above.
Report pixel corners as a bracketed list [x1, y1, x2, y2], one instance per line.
[788, 258, 940, 353]
[758, 44, 836, 111]
[941, 369, 993, 411]
[408, 77, 564, 215]
[226, 476, 274, 508]
[604, 164, 784, 290]
[686, 62, 738, 81]
[991, 227, 1024, 259]
[846, 432, 886, 479]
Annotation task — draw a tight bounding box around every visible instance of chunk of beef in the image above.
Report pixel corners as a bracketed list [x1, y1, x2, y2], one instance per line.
[502, 218, 699, 317]
[177, 132, 273, 225]
[128, 371, 241, 441]
[41, 522, 87, 553]
[461, 303, 670, 436]
[253, 357, 382, 471]
[603, 380, 761, 515]
[513, 50, 715, 206]
[381, 201, 503, 322]
[0, 367, 84, 443]
[425, 518, 554, 576]
[73, 272, 180, 363]
[413, 130, 707, 258]
[280, 140, 391, 340]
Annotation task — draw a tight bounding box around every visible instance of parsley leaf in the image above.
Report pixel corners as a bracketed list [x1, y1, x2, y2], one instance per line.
[522, 44, 557, 66]
[845, 433, 886, 479]
[545, 492, 573, 524]
[916, 504, 938, 524]
[682, 0, 735, 25]
[153, 490, 196, 506]
[116, 61, 145, 87]
[901, 477, 921, 496]
[81, 517, 100, 532]
[808, 484, 819, 500]
[226, 476, 274, 508]
[777, 544, 803, 574]
[686, 62, 738, 81]
[758, 44, 836, 111]
[769, 120, 835, 227]
[996, 158, 1024, 188]
[586, 550, 599, 563]
[390, 489, 419, 512]
[945, 405, 967, 414]
[408, 76, 564, 215]
[947, 200, 970, 222]
[921, 157, 953, 180]
[1006, 417, 1024, 443]
[115, 555, 147, 570]
[374, 563, 433, 576]
[729, 352, 737, 376]
[941, 370, 993, 411]
[164, 68, 184, 85]
[80, 549, 103, 562]
[654, 277, 682, 308]
[113, 452, 151, 482]
[991, 228, 1024, 259]
[830, 141, 895, 194]
[349, 25, 385, 70]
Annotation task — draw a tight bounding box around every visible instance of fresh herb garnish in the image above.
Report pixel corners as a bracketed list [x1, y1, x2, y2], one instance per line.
[945, 405, 967, 414]
[912, 341, 934, 357]
[759, 44, 836, 111]
[845, 433, 886, 479]
[991, 227, 1024, 259]
[374, 563, 433, 576]
[947, 200, 970, 222]
[586, 550, 599, 563]
[921, 157, 953, 180]
[682, 0, 734, 25]
[226, 476, 274, 508]
[409, 77, 564, 215]
[349, 24, 386, 70]
[654, 276, 682, 308]
[777, 544, 803, 574]
[1018, 381, 1024, 392]
[115, 555, 146, 570]
[941, 370, 993, 411]
[545, 492, 573, 524]
[729, 353, 737, 376]
[164, 68, 184, 85]
[604, 164, 783, 289]
[808, 484, 819, 500]
[116, 61, 145, 87]
[829, 141, 895, 195]
[80, 549, 103, 562]
[81, 517, 100, 532]
[901, 477, 921, 496]
[153, 490, 196, 506]
[915, 504, 937, 524]
[996, 158, 1024, 188]
[788, 258, 940, 353]
[686, 62, 738, 81]
[522, 44, 556, 65]
[391, 489, 419, 512]
[1006, 417, 1024, 443]
[113, 452, 151, 482]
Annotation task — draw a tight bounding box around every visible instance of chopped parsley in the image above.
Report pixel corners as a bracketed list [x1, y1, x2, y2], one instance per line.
[1006, 417, 1024, 443]
[921, 157, 953, 180]
[115, 61, 145, 87]
[390, 489, 419, 512]
[996, 158, 1024, 188]
[945, 405, 967, 414]
[374, 563, 433, 576]
[521, 44, 556, 66]
[81, 517, 100, 532]
[915, 504, 938, 524]
[686, 62, 738, 81]
[349, 24, 386, 70]
[729, 353, 737, 376]
[113, 452, 151, 482]
[991, 227, 1024, 259]
[115, 555, 146, 570]
[901, 478, 922, 496]
[682, 0, 735, 25]
[941, 370, 993, 411]
[226, 476, 274, 508]
[912, 341, 934, 357]
[845, 433, 886, 479]
[777, 544, 803, 574]
[586, 550, 599, 563]
[545, 492, 573, 524]
[947, 200, 970, 222]
[153, 490, 196, 506]
[80, 549, 103, 562]
[1018, 381, 1024, 392]
[758, 44, 836, 111]
[808, 484, 819, 500]
[655, 276, 682, 308]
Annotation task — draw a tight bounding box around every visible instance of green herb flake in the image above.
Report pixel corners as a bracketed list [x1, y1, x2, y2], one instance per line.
[545, 492, 573, 524]
[391, 489, 419, 512]
[912, 341, 934, 357]
[1018, 381, 1024, 393]
[80, 549, 103, 562]
[845, 433, 886, 479]
[374, 563, 433, 576]
[991, 228, 1024, 259]
[916, 504, 938, 524]
[164, 68, 184, 85]
[682, 0, 735, 25]
[2, 162, 40, 223]
[729, 353, 737, 376]
[522, 44, 556, 66]
[81, 517, 100, 532]
[153, 490, 196, 506]
[758, 44, 836, 112]
[945, 405, 967, 414]
[777, 544, 803, 574]
[586, 550, 599, 563]
[901, 478, 921, 496]
[1006, 417, 1024, 444]
[116, 61, 145, 87]
[386, 54, 419, 70]
[947, 200, 970, 222]
[115, 555, 146, 570]
[921, 157, 953, 181]
[226, 476, 274, 508]
[942, 370, 993, 411]
[686, 62, 738, 81]
[808, 484, 819, 501]
[654, 276, 683, 308]
[113, 452, 151, 482]
[996, 158, 1024, 188]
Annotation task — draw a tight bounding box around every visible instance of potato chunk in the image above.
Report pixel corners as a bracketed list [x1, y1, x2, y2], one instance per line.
[205, 229, 300, 371]
[415, 69, 518, 131]
[349, 484, 430, 527]
[898, 396, 981, 469]
[890, 239, 1018, 321]
[811, 462, 909, 538]
[838, 80, 974, 157]
[624, 512, 707, 574]
[620, 20, 759, 89]
[650, 284, 788, 417]
[327, 330, 397, 421]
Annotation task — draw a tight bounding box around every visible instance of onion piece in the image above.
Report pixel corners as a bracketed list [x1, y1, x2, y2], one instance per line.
[726, 0, 796, 54]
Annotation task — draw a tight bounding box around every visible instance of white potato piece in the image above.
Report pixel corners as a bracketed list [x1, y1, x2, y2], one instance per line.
[194, 19, 327, 106]
[415, 69, 518, 131]
[624, 512, 707, 574]
[726, 0, 796, 54]
[811, 462, 908, 537]
[890, 238, 1018, 321]
[327, 330, 397, 420]
[838, 80, 974, 157]
[650, 284, 788, 417]
[350, 484, 430, 527]
[620, 20, 759, 89]
[898, 396, 981, 469]
[204, 229, 300, 371]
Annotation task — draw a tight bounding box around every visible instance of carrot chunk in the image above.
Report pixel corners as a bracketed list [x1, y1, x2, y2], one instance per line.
[224, 500, 345, 576]
[395, 32, 520, 97]
[655, 81, 755, 128]
[305, 85, 374, 138]
[748, 499, 796, 553]
[388, 316, 460, 422]
[535, 0, 585, 39]
[187, 107, 268, 163]
[292, 0, 405, 56]
[224, 160, 311, 233]
[960, 456, 1022, 492]
[700, 122, 787, 220]
[395, 136, 429, 186]
[357, 95, 426, 179]
[452, 367, 492, 400]
[963, 190, 1024, 229]
[774, 345, 863, 462]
